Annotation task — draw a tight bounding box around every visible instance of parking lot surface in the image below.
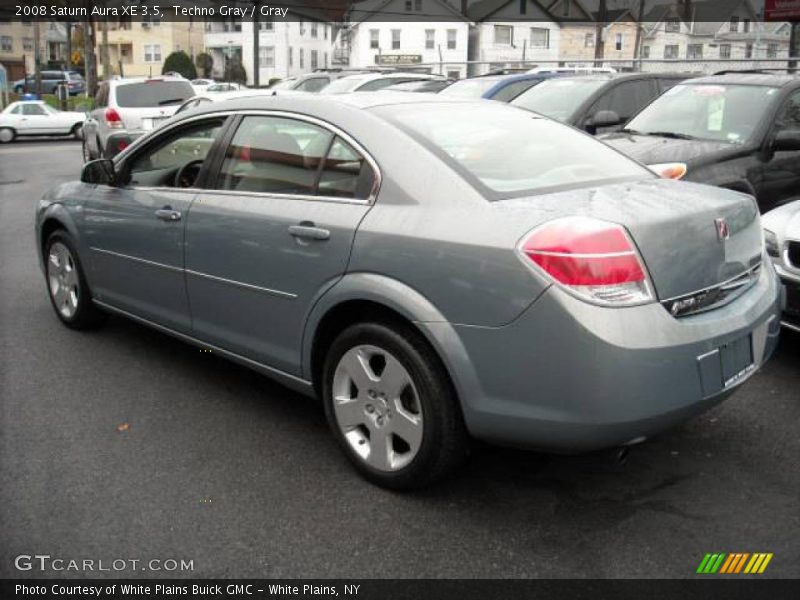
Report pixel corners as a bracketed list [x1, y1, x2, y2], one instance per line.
[1, 140, 799, 578]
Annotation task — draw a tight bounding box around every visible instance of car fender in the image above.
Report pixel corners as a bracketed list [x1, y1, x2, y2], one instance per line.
[37, 196, 85, 273]
[301, 272, 486, 415]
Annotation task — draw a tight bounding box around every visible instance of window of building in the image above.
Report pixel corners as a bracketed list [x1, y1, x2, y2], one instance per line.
[300, 48, 304, 69]
[664, 44, 679, 59]
[311, 49, 318, 69]
[584, 32, 595, 48]
[259, 46, 275, 68]
[745, 43, 753, 59]
[324, 51, 328, 67]
[730, 16, 739, 33]
[0, 36, 12, 52]
[425, 29, 435, 50]
[494, 25, 513, 45]
[289, 46, 293, 67]
[299, 20, 304, 35]
[311, 22, 318, 38]
[144, 44, 162, 63]
[665, 18, 680, 33]
[392, 29, 401, 50]
[415, 0, 422, 9]
[642, 45, 650, 58]
[405, 0, 412, 10]
[615, 33, 623, 51]
[744, 18, 751, 33]
[447, 29, 457, 50]
[23, 37, 33, 51]
[325, 24, 328, 40]
[562, 0, 571, 17]
[531, 28, 549, 49]
[687, 44, 703, 59]
[370, 29, 379, 49]
[767, 43, 778, 58]
[719, 44, 731, 59]
[260, 21, 274, 31]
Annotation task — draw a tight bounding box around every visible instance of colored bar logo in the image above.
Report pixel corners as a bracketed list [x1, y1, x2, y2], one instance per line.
[696, 553, 773, 574]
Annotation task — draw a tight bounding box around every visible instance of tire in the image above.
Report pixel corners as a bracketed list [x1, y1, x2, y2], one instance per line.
[0, 127, 15, 143]
[322, 321, 468, 490]
[71, 123, 83, 141]
[44, 231, 106, 330]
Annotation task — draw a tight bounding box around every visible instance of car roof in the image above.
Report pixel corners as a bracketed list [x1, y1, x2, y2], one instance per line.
[684, 73, 799, 87]
[109, 76, 189, 86]
[336, 72, 442, 82]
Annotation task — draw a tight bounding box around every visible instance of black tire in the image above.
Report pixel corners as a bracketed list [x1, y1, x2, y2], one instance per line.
[71, 123, 83, 141]
[44, 230, 107, 330]
[0, 127, 15, 144]
[322, 321, 468, 490]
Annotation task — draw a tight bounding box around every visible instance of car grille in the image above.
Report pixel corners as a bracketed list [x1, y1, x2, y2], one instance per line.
[663, 264, 761, 318]
[788, 241, 800, 270]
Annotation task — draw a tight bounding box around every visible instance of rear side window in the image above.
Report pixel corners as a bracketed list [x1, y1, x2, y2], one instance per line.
[490, 79, 541, 102]
[379, 103, 651, 199]
[295, 77, 330, 92]
[216, 115, 375, 199]
[114, 81, 194, 108]
[589, 79, 656, 122]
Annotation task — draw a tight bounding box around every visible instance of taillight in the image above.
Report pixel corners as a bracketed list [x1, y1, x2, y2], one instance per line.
[117, 139, 129, 152]
[105, 107, 123, 129]
[518, 217, 654, 306]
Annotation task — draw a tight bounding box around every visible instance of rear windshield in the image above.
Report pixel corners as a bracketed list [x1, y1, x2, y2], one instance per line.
[439, 78, 500, 99]
[377, 103, 652, 199]
[115, 81, 195, 108]
[511, 78, 609, 122]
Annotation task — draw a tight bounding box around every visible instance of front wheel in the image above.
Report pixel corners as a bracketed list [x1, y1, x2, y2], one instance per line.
[323, 322, 468, 489]
[44, 231, 106, 329]
[0, 127, 15, 143]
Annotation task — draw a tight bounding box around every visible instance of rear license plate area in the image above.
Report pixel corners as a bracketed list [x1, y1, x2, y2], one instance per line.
[720, 334, 754, 388]
[142, 117, 167, 130]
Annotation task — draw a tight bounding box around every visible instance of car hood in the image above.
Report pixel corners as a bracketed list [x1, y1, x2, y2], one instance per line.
[601, 133, 737, 166]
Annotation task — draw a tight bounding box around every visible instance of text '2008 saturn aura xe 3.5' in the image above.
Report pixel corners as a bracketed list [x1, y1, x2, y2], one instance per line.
[36, 93, 783, 489]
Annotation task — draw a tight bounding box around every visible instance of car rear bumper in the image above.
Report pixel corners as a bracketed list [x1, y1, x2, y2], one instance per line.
[435, 259, 782, 452]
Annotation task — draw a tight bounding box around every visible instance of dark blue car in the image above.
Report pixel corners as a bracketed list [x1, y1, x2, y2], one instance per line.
[438, 72, 561, 102]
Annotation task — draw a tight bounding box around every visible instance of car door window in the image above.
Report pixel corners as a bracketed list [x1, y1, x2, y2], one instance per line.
[217, 116, 333, 195]
[775, 90, 800, 134]
[22, 104, 47, 116]
[317, 137, 376, 200]
[124, 119, 225, 188]
[9, 104, 22, 115]
[590, 79, 656, 123]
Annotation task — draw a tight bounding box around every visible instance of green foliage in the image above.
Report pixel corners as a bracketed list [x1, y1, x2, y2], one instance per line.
[224, 59, 248, 85]
[162, 51, 197, 80]
[195, 52, 214, 78]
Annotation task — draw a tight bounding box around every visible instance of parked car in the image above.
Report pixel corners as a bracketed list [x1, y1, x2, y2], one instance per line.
[439, 72, 562, 102]
[386, 79, 454, 93]
[762, 200, 800, 332]
[13, 70, 86, 95]
[319, 72, 445, 94]
[37, 94, 781, 489]
[206, 82, 247, 92]
[269, 71, 366, 93]
[0, 101, 84, 142]
[601, 74, 800, 213]
[190, 78, 216, 94]
[82, 76, 195, 161]
[527, 66, 617, 75]
[511, 73, 690, 135]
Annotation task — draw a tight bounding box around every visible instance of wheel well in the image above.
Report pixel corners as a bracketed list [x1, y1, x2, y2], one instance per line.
[40, 218, 66, 255]
[309, 300, 441, 399]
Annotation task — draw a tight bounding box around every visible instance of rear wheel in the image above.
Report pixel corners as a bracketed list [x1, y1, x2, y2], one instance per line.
[0, 127, 15, 143]
[323, 322, 468, 489]
[71, 123, 83, 141]
[44, 231, 106, 329]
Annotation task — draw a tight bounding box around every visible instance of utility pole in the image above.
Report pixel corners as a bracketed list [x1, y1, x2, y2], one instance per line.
[66, 22, 72, 72]
[790, 22, 799, 72]
[595, 0, 607, 61]
[253, 1, 261, 87]
[33, 20, 42, 96]
[633, 0, 645, 63]
[83, 19, 95, 96]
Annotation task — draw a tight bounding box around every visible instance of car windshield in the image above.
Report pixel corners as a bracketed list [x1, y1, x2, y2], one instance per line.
[115, 81, 195, 108]
[269, 78, 298, 90]
[438, 78, 500, 99]
[511, 78, 610, 122]
[378, 103, 652, 198]
[624, 83, 780, 144]
[320, 77, 366, 94]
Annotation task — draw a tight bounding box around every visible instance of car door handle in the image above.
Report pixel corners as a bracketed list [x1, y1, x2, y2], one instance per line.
[288, 223, 330, 241]
[155, 208, 181, 221]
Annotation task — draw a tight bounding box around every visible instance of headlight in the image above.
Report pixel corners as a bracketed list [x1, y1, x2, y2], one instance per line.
[763, 229, 780, 257]
[648, 162, 688, 180]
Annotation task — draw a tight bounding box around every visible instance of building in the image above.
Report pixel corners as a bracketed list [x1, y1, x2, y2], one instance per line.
[0, 20, 68, 80]
[205, 5, 333, 84]
[466, 0, 560, 75]
[640, 0, 791, 71]
[97, 17, 205, 78]
[337, 0, 472, 79]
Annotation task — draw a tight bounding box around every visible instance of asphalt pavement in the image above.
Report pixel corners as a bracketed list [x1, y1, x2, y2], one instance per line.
[1, 139, 798, 579]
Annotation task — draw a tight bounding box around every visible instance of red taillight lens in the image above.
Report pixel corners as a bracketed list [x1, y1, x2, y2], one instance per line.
[105, 107, 123, 129]
[117, 139, 129, 152]
[519, 217, 653, 306]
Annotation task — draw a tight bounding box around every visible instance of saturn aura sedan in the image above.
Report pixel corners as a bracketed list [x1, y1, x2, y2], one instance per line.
[36, 93, 782, 489]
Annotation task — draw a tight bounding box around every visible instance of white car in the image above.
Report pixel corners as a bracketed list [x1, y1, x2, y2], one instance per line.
[762, 200, 800, 333]
[0, 101, 84, 143]
[190, 78, 216, 94]
[206, 82, 247, 93]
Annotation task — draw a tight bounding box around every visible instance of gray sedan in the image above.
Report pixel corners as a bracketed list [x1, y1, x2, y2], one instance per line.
[36, 93, 782, 489]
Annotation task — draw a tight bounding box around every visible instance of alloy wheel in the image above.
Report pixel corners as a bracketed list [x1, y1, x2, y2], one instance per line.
[332, 344, 424, 472]
[47, 242, 80, 319]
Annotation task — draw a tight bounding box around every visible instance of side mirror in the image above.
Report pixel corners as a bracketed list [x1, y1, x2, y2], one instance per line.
[773, 130, 800, 152]
[81, 159, 116, 186]
[590, 110, 623, 128]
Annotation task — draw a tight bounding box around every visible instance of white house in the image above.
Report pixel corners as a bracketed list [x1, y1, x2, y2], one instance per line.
[205, 4, 334, 85]
[467, 0, 561, 75]
[337, 0, 472, 79]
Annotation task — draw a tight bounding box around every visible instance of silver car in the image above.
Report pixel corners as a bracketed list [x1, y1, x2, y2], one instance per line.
[36, 94, 782, 489]
[763, 200, 800, 333]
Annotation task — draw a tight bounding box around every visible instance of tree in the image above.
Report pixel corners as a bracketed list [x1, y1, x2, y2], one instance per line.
[225, 58, 248, 85]
[162, 51, 197, 80]
[195, 52, 213, 78]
